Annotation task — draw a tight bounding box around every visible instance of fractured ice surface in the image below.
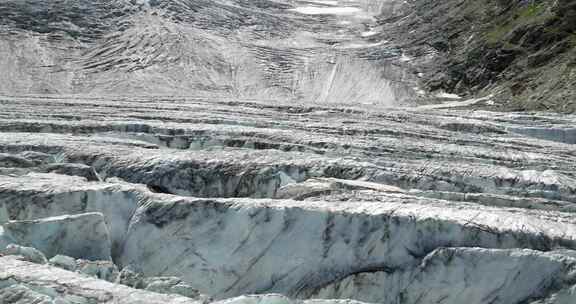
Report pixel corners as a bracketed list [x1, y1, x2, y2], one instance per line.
[0, 173, 576, 304]
[1, 0, 575, 301]
[309, 247, 576, 304]
[1, 96, 576, 303]
[3, 212, 112, 260]
[0, 255, 199, 304]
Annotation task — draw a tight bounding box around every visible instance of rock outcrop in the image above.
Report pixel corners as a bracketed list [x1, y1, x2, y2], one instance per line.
[381, 0, 576, 112]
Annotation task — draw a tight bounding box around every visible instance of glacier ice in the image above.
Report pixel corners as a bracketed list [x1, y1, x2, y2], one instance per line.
[1, 91, 576, 304]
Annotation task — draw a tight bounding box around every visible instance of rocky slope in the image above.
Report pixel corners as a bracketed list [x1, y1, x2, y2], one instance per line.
[380, 0, 576, 112]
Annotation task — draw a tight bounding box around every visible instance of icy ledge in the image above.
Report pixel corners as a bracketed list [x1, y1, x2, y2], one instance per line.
[2, 252, 576, 304]
[0, 255, 198, 304]
[309, 247, 576, 304]
[2, 173, 576, 304]
[0, 255, 368, 304]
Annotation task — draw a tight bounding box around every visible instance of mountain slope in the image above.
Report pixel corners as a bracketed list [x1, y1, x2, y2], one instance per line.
[380, 0, 576, 112]
[0, 0, 416, 105]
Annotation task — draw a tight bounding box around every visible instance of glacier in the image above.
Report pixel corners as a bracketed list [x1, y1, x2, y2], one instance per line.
[1, 0, 576, 303]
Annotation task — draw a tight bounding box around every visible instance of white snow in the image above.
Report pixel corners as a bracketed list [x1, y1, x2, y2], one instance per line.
[416, 95, 494, 110]
[303, 0, 340, 5]
[436, 92, 462, 99]
[399, 54, 412, 62]
[360, 30, 379, 37]
[413, 87, 427, 95]
[290, 6, 361, 15]
[335, 41, 386, 49]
